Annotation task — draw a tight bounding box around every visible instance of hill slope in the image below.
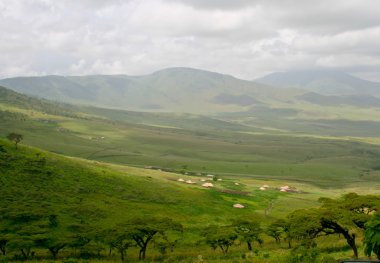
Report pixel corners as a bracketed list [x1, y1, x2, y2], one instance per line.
[256, 70, 380, 96]
[0, 68, 293, 114]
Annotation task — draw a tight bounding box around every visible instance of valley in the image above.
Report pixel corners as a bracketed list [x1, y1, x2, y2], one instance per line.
[1, 69, 380, 262]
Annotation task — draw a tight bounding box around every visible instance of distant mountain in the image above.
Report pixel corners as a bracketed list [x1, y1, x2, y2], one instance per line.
[256, 70, 380, 96]
[0, 67, 283, 114]
[298, 92, 380, 107]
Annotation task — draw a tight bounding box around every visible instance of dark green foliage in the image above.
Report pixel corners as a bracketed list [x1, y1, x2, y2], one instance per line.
[204, 225, 238, 255]
[266, 219, 286, 244]
[286, 193, 380, 258]
[364, 212, 380, 260]
[103, 227, 133, 263]
[232, 216, 263, 251]
[128, 217, 183, 260]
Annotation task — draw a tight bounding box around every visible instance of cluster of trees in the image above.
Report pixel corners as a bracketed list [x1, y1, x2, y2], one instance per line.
[265, 193, 380, 259]
[200, 193, 380, 260]
[0, 213, 183, 263]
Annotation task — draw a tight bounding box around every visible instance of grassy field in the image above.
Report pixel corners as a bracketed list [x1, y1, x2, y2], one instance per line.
[1, 101, 380, 189]
[1, 138, 378, 262]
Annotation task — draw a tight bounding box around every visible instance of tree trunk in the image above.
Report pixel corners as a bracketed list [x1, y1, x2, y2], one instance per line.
[49, 248, 58, 259]
[322, 220, 358, 259]
[247, 241, 252, 251]
[120, 250, 125, 263]
[20, 248, 30, 259]
[345, 233, 358, 259]
[0, 240, 7, 255]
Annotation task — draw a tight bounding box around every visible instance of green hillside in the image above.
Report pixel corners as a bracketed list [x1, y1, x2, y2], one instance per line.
[0, 68, 298, 114]
[1, 84, 380, 262]
[1, 85, 380, 189]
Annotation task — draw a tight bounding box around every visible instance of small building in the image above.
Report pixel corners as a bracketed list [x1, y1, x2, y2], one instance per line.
[202, 182, 214, 188]
[186, 180, 196, 184]
[233, 204, 245, 209]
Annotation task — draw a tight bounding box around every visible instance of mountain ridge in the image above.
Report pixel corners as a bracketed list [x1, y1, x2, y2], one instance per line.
[255, 70, 380, 96]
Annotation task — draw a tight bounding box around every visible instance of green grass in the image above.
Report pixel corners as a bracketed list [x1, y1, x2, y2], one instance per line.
[1, 96, 380, 189]
[2, 139, 379, 262]
[1, 86, 380, 261]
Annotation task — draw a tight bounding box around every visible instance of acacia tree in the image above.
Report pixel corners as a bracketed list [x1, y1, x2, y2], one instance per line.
[318, 193, 380, 258]
[35, 235, 67, 259]
[286, 209, 323, 248]
[128, 217, 182, 260]
[266, 219, 286, 244]
[204, 225, 238, 255]
[103, 228, 133, 263]
[364, 212, 380, 260]
[232, 217, 263, 251]
[34, 215, 69, 259]
[6, 133, 23, 149]
[286, 193, 380, 259]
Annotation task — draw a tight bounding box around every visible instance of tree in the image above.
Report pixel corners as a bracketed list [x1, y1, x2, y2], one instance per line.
[128, 217, 182, 260]
[232, 217, 263, 251]
[267, 219, 286, 244]
[318, 193, 380, 258]
[35, 235, 67, 259]
[285, 194, 380, 259]
[0, 239, 7, 255]
[364, 212, 380, 260]
[103, 228, 133, 263]
[286, 209, 323, 249]
[204, 225, 238, 255]
[6, 133, 23, 149]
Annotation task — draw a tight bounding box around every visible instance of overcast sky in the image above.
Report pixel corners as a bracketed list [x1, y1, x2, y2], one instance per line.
[0, 0, 379, 81]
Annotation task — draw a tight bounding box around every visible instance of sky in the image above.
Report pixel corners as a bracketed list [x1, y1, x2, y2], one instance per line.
[0, 0, 379, 81]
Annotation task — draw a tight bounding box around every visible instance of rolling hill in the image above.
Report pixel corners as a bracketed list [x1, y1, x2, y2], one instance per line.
[255, 70, 380, 97]
[0, 68, 271, 113]
[0, 67, 299, 114]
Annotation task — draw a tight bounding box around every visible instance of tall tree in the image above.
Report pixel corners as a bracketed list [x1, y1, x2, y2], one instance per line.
[6, 133, 23, 149]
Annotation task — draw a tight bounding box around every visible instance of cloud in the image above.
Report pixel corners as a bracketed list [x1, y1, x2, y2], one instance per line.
[0, 0, 379, 81]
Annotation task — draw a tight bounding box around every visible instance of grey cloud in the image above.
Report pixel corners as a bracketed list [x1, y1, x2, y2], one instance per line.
[0, 0, 379, 82]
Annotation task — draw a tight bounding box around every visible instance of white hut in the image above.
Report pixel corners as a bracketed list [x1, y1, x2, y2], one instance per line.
[202, 182, 214, 188]
[233, 204, 245, 209]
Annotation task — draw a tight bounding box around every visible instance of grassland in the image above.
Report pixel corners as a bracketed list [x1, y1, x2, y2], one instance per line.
[1, 138, 378, 262]
[1, 86, 380, 261]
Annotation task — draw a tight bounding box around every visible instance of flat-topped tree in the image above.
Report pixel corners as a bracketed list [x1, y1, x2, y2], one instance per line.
[6, 132, 23, 149]
[128, 217, 182, 260]
[232, 216, 263, 251]
[204, 225, 238, 255]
